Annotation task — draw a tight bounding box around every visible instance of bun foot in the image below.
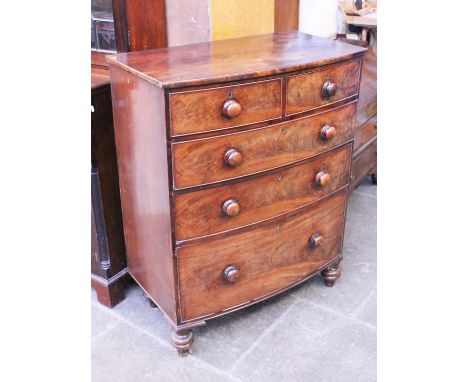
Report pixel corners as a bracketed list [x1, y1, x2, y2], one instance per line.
[321, 259, 342, 287]
[371, 173, 377, 185]
[171, 329, 194, 357]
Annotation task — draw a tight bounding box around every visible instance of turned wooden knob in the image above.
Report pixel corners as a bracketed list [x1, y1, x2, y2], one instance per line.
[322, 80, 337, 98]
[320, 125, 336, 140]
[222, 199, 240, 217]
[223, 265, 240, 283]
[222, 98, 242, 118]
[224, 148, 243, 167]
[309, 233, 324, 249]
[315, 171, 331, 186]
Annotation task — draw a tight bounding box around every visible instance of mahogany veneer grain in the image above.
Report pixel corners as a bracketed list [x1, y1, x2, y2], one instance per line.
[174, 145, 352, 241]
[172, 102, 356, 189]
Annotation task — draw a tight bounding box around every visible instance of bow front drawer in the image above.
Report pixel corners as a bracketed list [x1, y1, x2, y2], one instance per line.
[174, 144, 352, 241]
[177, 190, 347, 321]
[286, 59, 361, 115]
[172, 102, 356, 189]
[169, 79, 282, 136]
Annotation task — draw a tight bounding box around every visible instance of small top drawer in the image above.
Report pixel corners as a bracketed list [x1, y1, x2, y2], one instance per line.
[286, 59, 361, 115]
[172, 102, 356, 189]
[169, 79, 282, 136]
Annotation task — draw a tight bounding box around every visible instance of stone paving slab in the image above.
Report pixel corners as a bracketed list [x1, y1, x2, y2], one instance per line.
[231, 300, 376, 382]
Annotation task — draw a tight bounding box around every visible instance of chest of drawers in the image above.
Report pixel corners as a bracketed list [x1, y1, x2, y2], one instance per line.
[108, 31, 366, 356]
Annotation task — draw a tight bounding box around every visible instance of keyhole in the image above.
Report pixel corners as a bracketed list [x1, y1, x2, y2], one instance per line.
[228, 91, 233, 98]
[281, 127, 287, 134]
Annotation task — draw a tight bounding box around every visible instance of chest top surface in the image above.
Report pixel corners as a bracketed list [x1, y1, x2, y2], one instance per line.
[108, 31, 366, 89]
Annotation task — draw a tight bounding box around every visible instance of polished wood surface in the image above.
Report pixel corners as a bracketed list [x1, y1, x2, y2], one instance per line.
[169, 79, 282, 136]
[177, 191, 347, 321]
[274, 0, 299, 32]
[125, 0, 167, 51]
[92, 51, 111, 70]
[174, 145, 351, 241]
[172, 102, 356, 189]
[286, 59, 361, 115]
[91, 68, 111, 89]
[112, 0, 167, 52]
[108, 31, 366, 88]
[109, 65, 177, 320]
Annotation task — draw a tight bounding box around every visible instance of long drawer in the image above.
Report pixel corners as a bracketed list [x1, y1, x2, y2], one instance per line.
[177, 190, 347, 321]
[174, 144, 351, 241]
[172, 102, 356, 189]
[286, 59, 361, 115]
[169, 79, 282, 136]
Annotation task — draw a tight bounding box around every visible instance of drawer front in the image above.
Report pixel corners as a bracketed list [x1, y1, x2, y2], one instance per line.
[174, 145, 352, 241]
[286, 59, 361, 115]
[169, 79, 282, 136]
[351, 138, 377, 187]
[178, 190, 347, 321]
[354, 116, 377, 153]
[172, 102, 356, 189]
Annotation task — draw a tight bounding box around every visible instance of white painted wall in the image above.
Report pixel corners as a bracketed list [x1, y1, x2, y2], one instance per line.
[299, 0, 339, 39]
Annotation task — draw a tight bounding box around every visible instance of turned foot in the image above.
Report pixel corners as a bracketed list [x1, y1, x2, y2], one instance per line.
[371, 173, 377, 185]
[171, 329, 194, 356]
[321, 259, 342, 287]
[143, 292, 157, 308]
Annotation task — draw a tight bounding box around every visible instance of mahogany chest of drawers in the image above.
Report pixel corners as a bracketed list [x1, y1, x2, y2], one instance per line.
[108, 31, 366, 356]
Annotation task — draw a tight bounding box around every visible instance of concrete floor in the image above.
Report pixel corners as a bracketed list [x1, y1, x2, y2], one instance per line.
[91, 178, 376, 382]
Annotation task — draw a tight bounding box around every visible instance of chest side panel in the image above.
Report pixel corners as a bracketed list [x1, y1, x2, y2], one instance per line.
[109, 65, 177, 322]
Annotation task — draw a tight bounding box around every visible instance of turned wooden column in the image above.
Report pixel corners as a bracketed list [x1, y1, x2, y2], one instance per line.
[171, 329, 194, 356]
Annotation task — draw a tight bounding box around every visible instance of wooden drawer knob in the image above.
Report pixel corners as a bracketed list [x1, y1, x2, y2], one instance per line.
[322, 79, 337, 98]
[222, 199, 240, 217]
[223, 265, 240, 283]
[222, 98, 242, 118]
[309, 233, 324, 249]
[315, 171, 331, 187]
[320, 125, 336, 140]
[224, 148, 243, 167]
